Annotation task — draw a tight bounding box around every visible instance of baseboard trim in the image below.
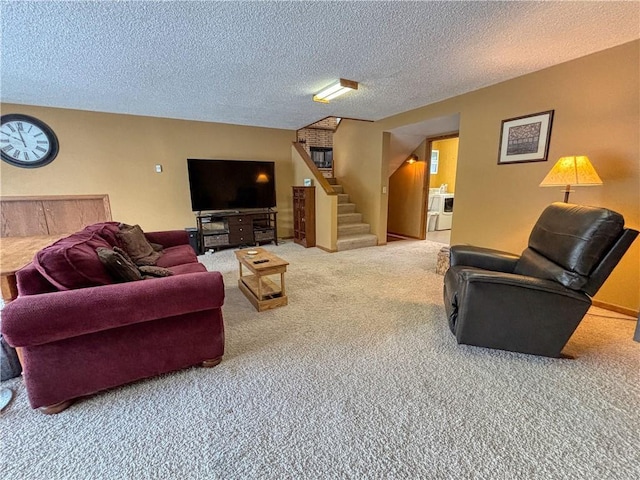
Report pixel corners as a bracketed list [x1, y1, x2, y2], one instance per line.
[316, 245, 337, 253]
[387, 232, 422, 240]
[591, 300, 638, 318]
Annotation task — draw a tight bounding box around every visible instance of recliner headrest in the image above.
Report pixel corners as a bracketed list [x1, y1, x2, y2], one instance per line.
[528, 202, 624, 276]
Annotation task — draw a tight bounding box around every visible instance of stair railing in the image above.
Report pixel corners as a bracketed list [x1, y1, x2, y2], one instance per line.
[292, 142, 339, 251]
[292, 143, 337, 195]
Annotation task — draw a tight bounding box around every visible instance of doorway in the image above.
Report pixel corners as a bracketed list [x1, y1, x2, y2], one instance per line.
[425, 135, 459, 244]
[385, 113, 461, 245]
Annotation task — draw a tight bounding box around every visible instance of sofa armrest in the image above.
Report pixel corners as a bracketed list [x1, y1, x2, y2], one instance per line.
[449, 245, 520, 273]
[144, 230, 189, 248]
[2, 271, 224, 348]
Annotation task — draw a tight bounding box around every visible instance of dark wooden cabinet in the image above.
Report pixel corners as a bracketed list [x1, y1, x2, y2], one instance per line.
[196, 210, 277, 253]
[293, 186, 315, 248]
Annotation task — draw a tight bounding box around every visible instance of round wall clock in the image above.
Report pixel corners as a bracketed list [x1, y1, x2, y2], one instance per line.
[1, 114, 59, 168]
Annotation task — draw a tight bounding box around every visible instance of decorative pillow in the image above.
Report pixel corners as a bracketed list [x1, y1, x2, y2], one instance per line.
[113, 245, 134, 263]
[116, 224, 161, 266]
[33, 232, 114, 290]
[96, 247, 142, 282]
[82, 222, 122, 248]
[150, 242, 164, 252]
[138, 265, 174, 278]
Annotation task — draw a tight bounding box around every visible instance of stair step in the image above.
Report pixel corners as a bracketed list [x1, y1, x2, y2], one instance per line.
[337, 203, 357, 214]
[337, 193, 349, 204]
[327, 177, 339, 185]
[336, 234, 378, 252]
[338, 212, 362, 225]
[332, 184, 344, 194]
[338, 222, 371, 236]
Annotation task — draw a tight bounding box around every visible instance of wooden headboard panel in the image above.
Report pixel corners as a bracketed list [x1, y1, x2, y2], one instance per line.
[0, 195, 112, 237]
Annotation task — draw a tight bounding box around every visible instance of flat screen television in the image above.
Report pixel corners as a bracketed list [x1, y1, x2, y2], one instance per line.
[187, 159, 276, 212]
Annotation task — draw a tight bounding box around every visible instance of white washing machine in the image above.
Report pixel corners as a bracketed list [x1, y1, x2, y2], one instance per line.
[430, 193, 454, 230]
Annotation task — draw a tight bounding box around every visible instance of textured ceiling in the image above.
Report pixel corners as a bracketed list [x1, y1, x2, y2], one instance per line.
[1, 1, 638, 131]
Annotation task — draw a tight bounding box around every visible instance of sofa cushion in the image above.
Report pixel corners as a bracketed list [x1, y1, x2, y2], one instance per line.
[33, 232, 114, 290]
[15, 263, 58, 296]
[117, 224, 161, 266]
[156, 245, 198, 268]
[167, 262, 208, 275]
[96, 247, 143, 282]
[82, 222, 122, 247]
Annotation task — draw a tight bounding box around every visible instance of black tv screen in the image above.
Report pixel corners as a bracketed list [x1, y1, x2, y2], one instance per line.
[187, 159, 276, 212]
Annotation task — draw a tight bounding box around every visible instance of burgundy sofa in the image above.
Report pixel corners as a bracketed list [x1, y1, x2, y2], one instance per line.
[1, 222, 225, 413]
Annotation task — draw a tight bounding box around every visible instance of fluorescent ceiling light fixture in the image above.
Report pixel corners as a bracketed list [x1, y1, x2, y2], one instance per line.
[313, 79, 359, 103]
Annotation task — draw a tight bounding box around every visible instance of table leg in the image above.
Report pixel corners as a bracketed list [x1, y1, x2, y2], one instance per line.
[1, 273, 19, 304]
[280, 272, 286, 296]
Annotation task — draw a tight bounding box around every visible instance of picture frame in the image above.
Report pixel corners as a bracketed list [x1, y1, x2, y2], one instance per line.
[497, 110, 554, 164]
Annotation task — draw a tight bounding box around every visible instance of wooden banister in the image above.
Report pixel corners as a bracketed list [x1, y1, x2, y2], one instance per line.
[292, 142, 337, 196]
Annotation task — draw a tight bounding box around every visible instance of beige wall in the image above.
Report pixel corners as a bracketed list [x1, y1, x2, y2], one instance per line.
[430, 138, 459, 192]
[339, 41, 640, 311]
[333, 119, 388, 242]
[0, 105, 296, 236]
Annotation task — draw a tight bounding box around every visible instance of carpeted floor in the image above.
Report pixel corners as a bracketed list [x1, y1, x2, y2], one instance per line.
[1, 239, 638, 479]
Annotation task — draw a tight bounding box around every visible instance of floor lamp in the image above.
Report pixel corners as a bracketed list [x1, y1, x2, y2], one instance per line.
[539, 155, 603, 202]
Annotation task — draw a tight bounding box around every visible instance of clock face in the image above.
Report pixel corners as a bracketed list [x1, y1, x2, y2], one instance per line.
[1, 114, 59, 168]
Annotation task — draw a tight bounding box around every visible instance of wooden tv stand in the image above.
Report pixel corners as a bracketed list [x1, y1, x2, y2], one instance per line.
[195, 209, 277, 254]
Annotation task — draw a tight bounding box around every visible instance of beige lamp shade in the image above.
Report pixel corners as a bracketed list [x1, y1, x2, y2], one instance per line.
[540, 155, 603, 202]
[540, 156, 603, 186]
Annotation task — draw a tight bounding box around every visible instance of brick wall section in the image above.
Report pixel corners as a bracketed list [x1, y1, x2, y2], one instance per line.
[296, 116, 339, 154]
[307, 117, 338, 129]
[297, 128, 333, 154]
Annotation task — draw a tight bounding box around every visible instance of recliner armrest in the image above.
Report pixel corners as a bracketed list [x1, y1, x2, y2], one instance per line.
[2, 271, 224, 348]
[451, 267, 587, 299]
[449, 245, 520, 272]
[444, 266, 591, 357]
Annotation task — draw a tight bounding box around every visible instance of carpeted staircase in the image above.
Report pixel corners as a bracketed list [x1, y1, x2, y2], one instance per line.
[331, 181, 378, 251]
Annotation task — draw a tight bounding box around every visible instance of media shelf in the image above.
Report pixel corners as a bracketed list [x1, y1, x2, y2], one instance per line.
[195, 209, 278, 254]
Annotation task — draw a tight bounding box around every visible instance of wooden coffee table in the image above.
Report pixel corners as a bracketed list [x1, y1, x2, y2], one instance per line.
[234, 247, 289, 312]
[1, 235, 65, 303]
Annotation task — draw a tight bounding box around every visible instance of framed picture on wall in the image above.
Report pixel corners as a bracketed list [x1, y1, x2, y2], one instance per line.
[430, 150, 439, 174]
[497, 110, 554, 164]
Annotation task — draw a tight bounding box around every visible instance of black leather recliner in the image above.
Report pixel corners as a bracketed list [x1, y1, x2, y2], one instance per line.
[444, 202, 638, 357]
